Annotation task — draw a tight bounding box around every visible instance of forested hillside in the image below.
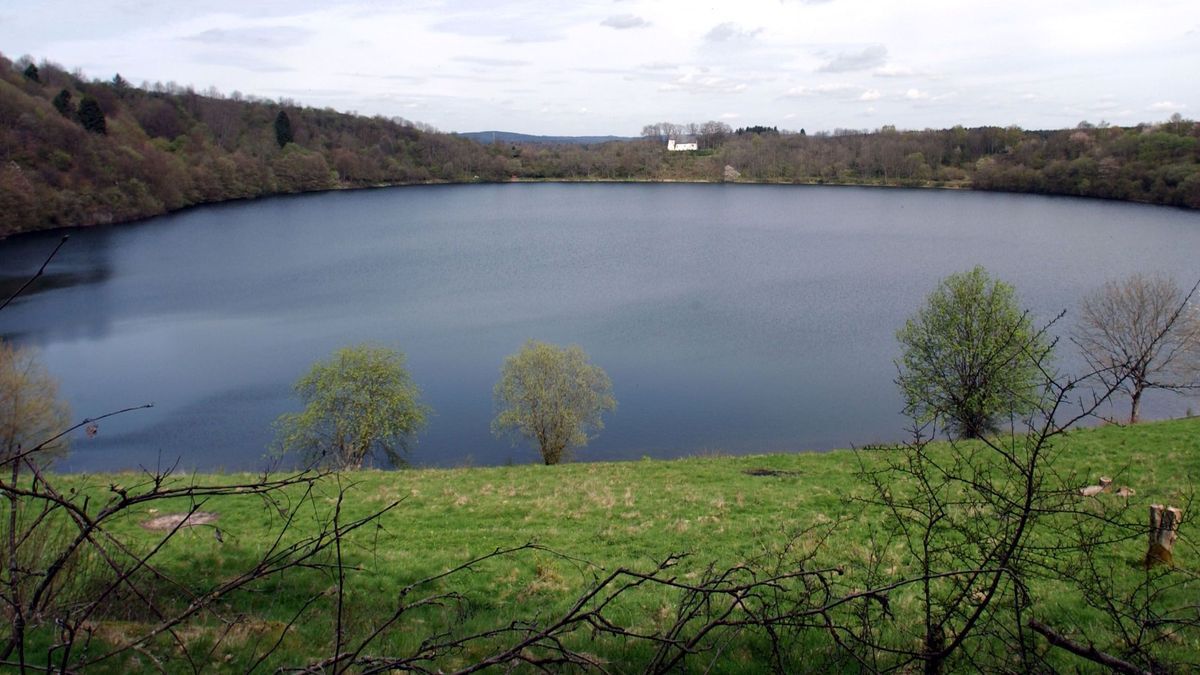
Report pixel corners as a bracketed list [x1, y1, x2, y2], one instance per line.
[2, 53, 1198, 238]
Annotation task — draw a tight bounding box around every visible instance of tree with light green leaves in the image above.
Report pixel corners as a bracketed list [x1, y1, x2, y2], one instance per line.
[1, 340, 70, 466]
[896, 266, 1052, 439]
[492, 340, 616, 465]
[274, 345, 429, 469]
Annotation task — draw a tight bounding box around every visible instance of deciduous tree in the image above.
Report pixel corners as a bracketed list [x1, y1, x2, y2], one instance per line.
[274, 344, 429, 468]
[896, 266, 1052, 439]
[1073, 273, 1200, 423]
[0, 340, 70, 465]
[492, 340, 616, 465]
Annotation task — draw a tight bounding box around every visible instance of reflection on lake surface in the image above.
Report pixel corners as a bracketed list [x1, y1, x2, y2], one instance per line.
[1, 184, 1198, 472]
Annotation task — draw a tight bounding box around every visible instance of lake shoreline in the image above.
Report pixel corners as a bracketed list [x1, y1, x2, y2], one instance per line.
[41, 414, 1199, 477]
[4, 176, 1191, 243]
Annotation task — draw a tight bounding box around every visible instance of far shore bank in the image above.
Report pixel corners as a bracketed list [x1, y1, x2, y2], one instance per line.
[5, 176, 1192, 244]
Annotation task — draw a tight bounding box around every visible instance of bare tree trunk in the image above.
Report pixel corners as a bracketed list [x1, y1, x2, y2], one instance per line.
[1130, 387, 1143, 424]
[2, 457, 22, 663]
[924, 623, 945, 675]
[1145, 504, 1182, 567]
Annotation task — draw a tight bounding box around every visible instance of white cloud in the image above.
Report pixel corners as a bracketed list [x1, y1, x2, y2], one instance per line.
[904, 88, 930, 100]
[784, 83, 858, 98]
[601, 14, 649, 30]
[184, 25, 312, 47]
[453, 56, 530, 67]
[872, 64, 917, 78]
[704, 22, 763, 42]
[1148, 100, 1187, 111]
[785, 84, 880, 102]
[660, 72, 748, 94]
[818, 45, 888, 73]
[1089, 97, 1122, 112]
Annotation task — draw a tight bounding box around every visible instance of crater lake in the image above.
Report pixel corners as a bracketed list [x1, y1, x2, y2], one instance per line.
[2, 183, 1198, 472]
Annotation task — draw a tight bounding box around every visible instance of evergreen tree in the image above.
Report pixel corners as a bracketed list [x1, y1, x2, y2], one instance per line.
[274, 110, 294, 148]
[22, 63, 39, 83]
[52, 89, 73, 118]
[77, 96, 107, 134]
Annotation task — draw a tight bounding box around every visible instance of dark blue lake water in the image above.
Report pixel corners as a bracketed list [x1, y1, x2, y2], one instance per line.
[1, 183, 1198, 472]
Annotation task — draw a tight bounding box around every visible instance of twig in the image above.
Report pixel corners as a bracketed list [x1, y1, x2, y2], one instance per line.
[0, 234, 67, 312]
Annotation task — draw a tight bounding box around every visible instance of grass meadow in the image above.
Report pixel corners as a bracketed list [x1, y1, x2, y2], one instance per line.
[16, 417, 1200, 672]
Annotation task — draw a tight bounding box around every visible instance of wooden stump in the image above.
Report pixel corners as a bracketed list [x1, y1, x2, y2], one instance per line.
[1145, 504, 1182, 567]
[1079, 476, 1114, 497]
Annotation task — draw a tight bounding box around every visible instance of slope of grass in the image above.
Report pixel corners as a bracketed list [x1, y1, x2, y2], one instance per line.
[21, 417, 1200, 671]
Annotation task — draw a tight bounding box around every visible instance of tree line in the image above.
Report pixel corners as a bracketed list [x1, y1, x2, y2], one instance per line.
[2, 53, 1199, 241]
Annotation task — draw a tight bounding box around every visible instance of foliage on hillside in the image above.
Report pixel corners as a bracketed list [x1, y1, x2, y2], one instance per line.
[2, 53, 1199, 238]
[0, 54, 510, 237]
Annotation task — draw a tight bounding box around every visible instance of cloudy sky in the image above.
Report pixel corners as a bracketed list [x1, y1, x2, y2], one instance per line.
[2, 0, 1197, 135]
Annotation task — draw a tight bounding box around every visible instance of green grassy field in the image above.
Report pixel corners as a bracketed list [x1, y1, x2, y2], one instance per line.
[16, 417, 1200, 672]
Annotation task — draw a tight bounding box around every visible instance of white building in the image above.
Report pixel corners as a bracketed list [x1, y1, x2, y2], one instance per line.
[667, 138, 699, 152]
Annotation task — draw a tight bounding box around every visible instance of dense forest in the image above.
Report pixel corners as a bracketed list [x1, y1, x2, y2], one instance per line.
[2, 53, 1198, 238]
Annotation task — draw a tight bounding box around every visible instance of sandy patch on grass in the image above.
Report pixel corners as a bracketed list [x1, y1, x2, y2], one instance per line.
[141, 512, 218, 530]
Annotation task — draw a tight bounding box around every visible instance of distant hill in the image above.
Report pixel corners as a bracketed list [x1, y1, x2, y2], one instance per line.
[456, 131, 635, 145]
[0, 54, 523, 237]
[1, 51, 1197, 238]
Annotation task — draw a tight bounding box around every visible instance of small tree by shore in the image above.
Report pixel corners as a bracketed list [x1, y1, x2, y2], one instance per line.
[274, 344, 429, 468]
[1074, 273, 1200, 423]
[0, 340, 70, 466]
[492, 340, 616, 465]
[896, 266, 1052, 439]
